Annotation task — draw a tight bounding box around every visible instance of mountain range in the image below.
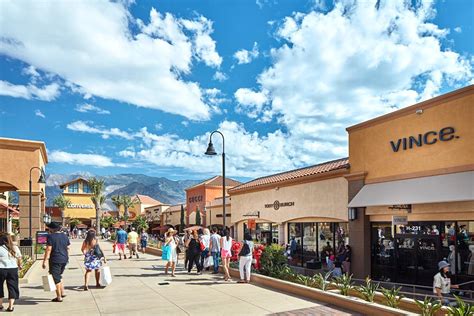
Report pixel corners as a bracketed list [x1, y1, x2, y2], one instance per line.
[46, 172, 200, 208]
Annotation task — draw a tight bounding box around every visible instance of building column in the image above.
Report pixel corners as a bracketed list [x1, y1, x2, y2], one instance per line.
[348, 178, 370, 279]
[18, 191, 43, 240]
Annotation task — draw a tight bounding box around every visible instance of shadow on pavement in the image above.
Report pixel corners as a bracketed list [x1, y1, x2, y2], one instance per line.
[16, 296, 52, 306]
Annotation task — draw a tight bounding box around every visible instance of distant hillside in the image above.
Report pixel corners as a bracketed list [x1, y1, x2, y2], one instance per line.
[45, 173, 200, 207]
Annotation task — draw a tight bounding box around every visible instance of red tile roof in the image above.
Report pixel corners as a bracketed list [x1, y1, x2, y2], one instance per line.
[185, 176, 241, 190]
[229, 158, 349, 194]
[135, 194, 162, 206]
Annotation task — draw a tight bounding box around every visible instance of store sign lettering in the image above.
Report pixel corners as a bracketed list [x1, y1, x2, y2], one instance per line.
[188, 195, 203, 203]
[390, 126, 459, 153]
[69, 204, 94, 209]
[264, 200, 295, 210]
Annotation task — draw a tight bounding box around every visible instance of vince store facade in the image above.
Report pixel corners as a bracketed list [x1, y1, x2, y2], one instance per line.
[347, 85, 474, 286]
[229, 158, 350, 269]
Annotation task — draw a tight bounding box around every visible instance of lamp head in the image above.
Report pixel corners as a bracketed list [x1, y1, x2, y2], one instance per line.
[37, 168, 46, 184]
[205, 141, 217, 155]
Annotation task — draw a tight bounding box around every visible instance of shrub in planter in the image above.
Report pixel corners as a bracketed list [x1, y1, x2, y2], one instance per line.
[313, 272, 332, 291]
[259, 244, 287, 276]
[446, 295, 473, 316]
[19, 255, 34, 278]
[381, 286, 404, 308]
[333, 274, 354, 296]
[414, 296, 442, 316]
[356, 277, 379, 302]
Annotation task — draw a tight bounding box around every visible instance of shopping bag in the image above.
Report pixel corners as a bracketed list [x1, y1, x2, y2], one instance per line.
[112, 243, 116, 254]
[42, 274, 56, 292]
[204, 255, 214, 268]
[161, 245, 171, 261]
[99, 266, 112, 286]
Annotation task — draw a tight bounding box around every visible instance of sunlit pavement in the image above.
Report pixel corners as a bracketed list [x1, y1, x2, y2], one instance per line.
[15, 239, 357, 315]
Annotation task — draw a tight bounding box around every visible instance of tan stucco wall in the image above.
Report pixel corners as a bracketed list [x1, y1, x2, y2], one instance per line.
[206, 204, 231, 226]
[348, 88, 474, 183]
[231, 176, 348, 225]
[162, 210, 181, 227]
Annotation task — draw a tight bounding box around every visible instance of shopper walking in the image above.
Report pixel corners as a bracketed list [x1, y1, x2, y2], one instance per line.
[42, 222, 70, 302]
[164, 228, 178, 277]
[140, 230, 149, 254]
[186, 230, 202, 274]
[209, 227, 221, 274]
[128, 227, 139, 259]
[342, 245, 351, 275]
[238, 233, 254, 283]
[81, 230, 106, 291]
[220, 229, 233, 281]
[0, 232, 22, 312]
[115, 226, 128, 260]
[183, 230, 191, 270]
[200, 228, 210, 270]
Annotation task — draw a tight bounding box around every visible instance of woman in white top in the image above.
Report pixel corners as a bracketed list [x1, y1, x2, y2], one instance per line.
[200, 229, 211, 271]
[0, 232, 22, 312]
[164, 228, 178, 277]
[220, 229, 233, 281]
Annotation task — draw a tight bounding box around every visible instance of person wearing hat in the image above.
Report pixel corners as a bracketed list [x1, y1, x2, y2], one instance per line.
[164, 228, 178, 277]
[42, 222, 70, 302]
[433, 260, 460, 305]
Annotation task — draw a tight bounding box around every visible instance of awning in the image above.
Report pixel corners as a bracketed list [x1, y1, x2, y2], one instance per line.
[348, 171, 474, 208]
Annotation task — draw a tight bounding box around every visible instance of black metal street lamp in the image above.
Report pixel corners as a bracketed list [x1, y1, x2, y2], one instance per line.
[29, 167, 46, 240]
[205, 131, 226, 229]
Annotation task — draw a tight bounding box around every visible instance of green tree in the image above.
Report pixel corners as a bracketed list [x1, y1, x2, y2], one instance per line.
[69, 218, 81, 229]
[111, 195, 123, 214]
[53, 195, 71, 227]
[89, 178, 106, 233]
[100, 216, 117, 229]
[180, 204, 185, 233]
[121, 195, 138, 221]
[133, 215, 149, 233]
[195, 206, 201, 226]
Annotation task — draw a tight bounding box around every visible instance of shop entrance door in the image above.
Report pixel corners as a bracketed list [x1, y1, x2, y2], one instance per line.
[395, 234, 440, 286]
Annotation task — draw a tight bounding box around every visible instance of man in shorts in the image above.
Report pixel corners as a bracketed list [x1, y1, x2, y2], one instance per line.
[42, 222, 70, 302]
[127, 227, 139, 259]
[115, 226, 128, 260]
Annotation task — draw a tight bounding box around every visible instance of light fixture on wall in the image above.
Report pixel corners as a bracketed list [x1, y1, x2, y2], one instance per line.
[348, 208, 357, 221]
[416, 109, 423, 115]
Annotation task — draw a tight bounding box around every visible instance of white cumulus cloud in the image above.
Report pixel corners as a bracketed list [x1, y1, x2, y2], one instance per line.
[49, 150, 125, 168]
[234, 42, 259, 65]
[67, 121, 134, 140]
[0, 1, 223, 120]
[75, 103, 110, 115]
[0, 80, 60, 101]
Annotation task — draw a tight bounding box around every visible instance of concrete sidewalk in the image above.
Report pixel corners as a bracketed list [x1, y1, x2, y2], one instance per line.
[13, 239, 356, 315]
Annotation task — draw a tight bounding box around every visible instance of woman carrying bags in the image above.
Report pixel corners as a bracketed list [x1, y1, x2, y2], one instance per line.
[185, 230, 202, 275]
[0, 232, 22, 312]
[81, 229, 107, 291]
[163, 228, 178, 277]
[238, 233, 254, 283]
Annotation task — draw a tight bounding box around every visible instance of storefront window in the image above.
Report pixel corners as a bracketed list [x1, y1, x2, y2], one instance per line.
[245, 222, 278, 245]
[272, 224, 279, 245]
[68, 182, 78, 193]
[288, 223, 303, 266]
[302, 223, 317, 266]
[318, 223, 333, 267]
[371, 223, 395, 282]
[458, 221, 474, 276]
[83, 182, 91, 193]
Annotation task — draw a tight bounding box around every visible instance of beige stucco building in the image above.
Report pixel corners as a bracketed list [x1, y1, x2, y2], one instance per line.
[347, 85, 474, 286]
[59, 178, 95, 226]
[229, 158, 349, 268]
[0, 137, 48, 239]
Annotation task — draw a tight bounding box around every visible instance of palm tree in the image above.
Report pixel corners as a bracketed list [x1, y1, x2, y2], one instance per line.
[53, 195, 71, 227]
[179, 204, 185, 233]
[111, 195, 123, 214]
[69, 218, 81, 229]
[121, 195, 138, 224]
[88, 178, 106, 233]
[133, 215, 149, 233]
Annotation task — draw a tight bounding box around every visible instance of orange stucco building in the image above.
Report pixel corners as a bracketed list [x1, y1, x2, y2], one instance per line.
[185, 176, 241, 226]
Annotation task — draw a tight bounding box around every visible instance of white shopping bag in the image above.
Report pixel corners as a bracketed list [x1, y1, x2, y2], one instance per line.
[99, 266, 112, 286]
[204, 255, 214, 268]
[42, 275, 56, 292]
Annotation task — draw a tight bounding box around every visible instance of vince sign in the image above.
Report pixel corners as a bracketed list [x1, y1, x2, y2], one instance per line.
[390, 126, 459, 153]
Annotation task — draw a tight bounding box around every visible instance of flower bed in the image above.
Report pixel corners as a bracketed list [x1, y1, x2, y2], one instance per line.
[19, 255, 34, 279]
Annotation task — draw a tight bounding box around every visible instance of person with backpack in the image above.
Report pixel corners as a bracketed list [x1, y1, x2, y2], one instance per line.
[238, 233, 254, 283]
[81, 229, 106, 291]
[140, 230, 149, 254]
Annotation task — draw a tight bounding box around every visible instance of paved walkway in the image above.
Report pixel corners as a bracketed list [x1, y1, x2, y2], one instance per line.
[14, 240, 356, 315]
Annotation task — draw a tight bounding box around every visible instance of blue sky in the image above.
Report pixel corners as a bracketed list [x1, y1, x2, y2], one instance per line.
[0, 0, 472, 181]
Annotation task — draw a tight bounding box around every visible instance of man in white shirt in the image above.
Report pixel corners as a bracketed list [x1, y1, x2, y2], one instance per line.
[209, 227, 221, 274]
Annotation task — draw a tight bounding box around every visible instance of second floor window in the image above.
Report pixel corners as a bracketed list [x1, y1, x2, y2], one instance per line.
[68, 182, 79, 193]
[83, 182, 91, 193]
